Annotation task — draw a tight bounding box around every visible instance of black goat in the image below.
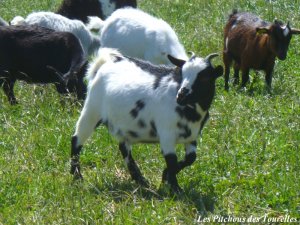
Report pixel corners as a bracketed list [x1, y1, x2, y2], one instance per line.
[0, 25, 87, 104]
[57, 0, 137, 23]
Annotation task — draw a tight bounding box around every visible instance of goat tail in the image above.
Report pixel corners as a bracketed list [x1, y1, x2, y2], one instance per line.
[87, 48, 121, 81]
[86, 16, 104, 35]
[10, 16, 26, 26]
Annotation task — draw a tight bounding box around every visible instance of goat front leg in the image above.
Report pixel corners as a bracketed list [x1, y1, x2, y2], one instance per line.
[119, 142, 149, 187]
[177, 141, 197, 173]
[161, 137, 182, 193]
[223, 51, 232, 91]
[241, 67, 250, 88]
[265, 67, 274, 92]
[70, 94, 102, 180]
[3, 79, 17, 105]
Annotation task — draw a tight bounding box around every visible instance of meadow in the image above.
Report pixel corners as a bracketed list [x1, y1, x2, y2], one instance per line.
[0, 0, 299, 224]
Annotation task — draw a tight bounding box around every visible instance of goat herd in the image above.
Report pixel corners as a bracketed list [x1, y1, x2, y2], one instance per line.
[1, 0, 299, 193]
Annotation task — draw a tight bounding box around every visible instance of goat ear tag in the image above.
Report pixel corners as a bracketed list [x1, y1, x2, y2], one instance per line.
[167, 55, 186, 68]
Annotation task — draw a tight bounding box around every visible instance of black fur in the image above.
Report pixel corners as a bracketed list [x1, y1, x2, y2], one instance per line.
[70, 136, 83, 179]
[128, 130, 139, 138]
[149, 120, 157, 137]
[119, 142, 148, 186]
[137, 119, 146, 128]
[175, 105, 201, 122]
[57, 0, 137, 22]
[177, 122, 191, 139]
[124, 56, 182, 89]
[130, 100, 145, 118]
[0, 25, 87, 104]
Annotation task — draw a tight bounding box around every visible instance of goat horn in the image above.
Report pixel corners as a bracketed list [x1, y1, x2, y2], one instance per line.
[291, 28, 300, 34]
[205, 53, 219, 63]
[46, 65, 67, 85]
[188, 51, 196, 61]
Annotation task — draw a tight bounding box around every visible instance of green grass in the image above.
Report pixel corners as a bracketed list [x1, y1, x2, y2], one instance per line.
[0, 0, 300, 224]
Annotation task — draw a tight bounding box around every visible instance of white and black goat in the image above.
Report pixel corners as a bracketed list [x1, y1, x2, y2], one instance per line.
[11, 12, 101, 57]
[0, 25, 87, 104]
[70, 48, 223, 192]
[57, 0, 137, 23]
[90, 8, 188, 65]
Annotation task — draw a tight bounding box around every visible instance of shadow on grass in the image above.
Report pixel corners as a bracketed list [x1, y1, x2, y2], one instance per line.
[78, 177, 216, 215]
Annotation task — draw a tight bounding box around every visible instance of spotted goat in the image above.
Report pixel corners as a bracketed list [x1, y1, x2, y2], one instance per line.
[223, 10, 300, 90]
[70, 48, 223, 192]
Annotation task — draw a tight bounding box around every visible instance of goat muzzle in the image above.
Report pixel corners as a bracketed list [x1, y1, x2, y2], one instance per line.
[176, 87, 189, 105]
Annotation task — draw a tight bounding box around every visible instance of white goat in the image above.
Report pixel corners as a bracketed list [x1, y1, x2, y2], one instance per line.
[88, 8, 188, 65]
[70, 48, 223, 192]
[11, 12, 101, 57]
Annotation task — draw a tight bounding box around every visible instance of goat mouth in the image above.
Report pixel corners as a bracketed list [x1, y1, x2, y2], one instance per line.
[176, 96, 188, 106]
[278, 54, 287, 60]
[277, 52, 287, 60]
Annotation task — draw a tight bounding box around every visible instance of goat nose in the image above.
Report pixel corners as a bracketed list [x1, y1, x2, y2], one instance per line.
[178, 88, 189, 98]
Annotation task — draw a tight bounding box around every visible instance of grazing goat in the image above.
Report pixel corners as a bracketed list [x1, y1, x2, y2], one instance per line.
[57, 0, 137, 23]
[0, 25, 87, 104]
[70, 48, 223, 192]
[223, 10, 300, 90]
[95, 8, 188, 65]
[11, 12, 101, 57]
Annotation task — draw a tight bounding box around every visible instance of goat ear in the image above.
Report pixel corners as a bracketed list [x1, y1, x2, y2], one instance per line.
[213, 65, 223, 79]
[291, 28, 300, 35]
[256, 27, 270, 35]
[167, 55, 186, 68]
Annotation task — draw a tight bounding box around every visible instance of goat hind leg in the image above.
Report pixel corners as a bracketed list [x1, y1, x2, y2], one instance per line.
[3, 79, 17, 105]
[71, 101, 102, 179]
[223, 52, 232, 91]
[119, 142, 149, 187]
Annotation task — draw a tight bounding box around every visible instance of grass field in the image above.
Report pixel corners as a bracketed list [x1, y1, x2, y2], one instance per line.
[0, 0, 299, 224]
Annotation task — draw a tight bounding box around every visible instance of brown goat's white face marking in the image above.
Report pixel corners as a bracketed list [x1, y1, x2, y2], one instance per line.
[283, 25, 291, 37]
[99, 0, 116, 18]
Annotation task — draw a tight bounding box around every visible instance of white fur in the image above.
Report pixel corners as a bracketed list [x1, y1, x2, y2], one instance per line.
[99, 8, 188, 65]
[99, 0, 116, 19]
[11, 12, 101, 57]
[74, 48, 209, 157]
[283, 26, 290, 37]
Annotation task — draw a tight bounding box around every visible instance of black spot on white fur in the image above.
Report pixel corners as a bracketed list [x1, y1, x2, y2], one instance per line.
[130, 100, 145, 118]
[128, 130, 139, 138]
[122, 56, 182, 89]
[149, 120, 157, 137]
[175, 105, 201, 122]
[137, 119, 146, 128]
[177, 122, 191, 139]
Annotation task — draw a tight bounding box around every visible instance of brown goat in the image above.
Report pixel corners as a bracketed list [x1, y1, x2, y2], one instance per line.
[223, 10, 300, 90]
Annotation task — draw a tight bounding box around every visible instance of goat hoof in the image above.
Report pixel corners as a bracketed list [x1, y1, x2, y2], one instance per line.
[136, 176, 150, 187]
[162, 168, 168, 182]
[72, 172, 83, 181]
[170, 184, 183, 194]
